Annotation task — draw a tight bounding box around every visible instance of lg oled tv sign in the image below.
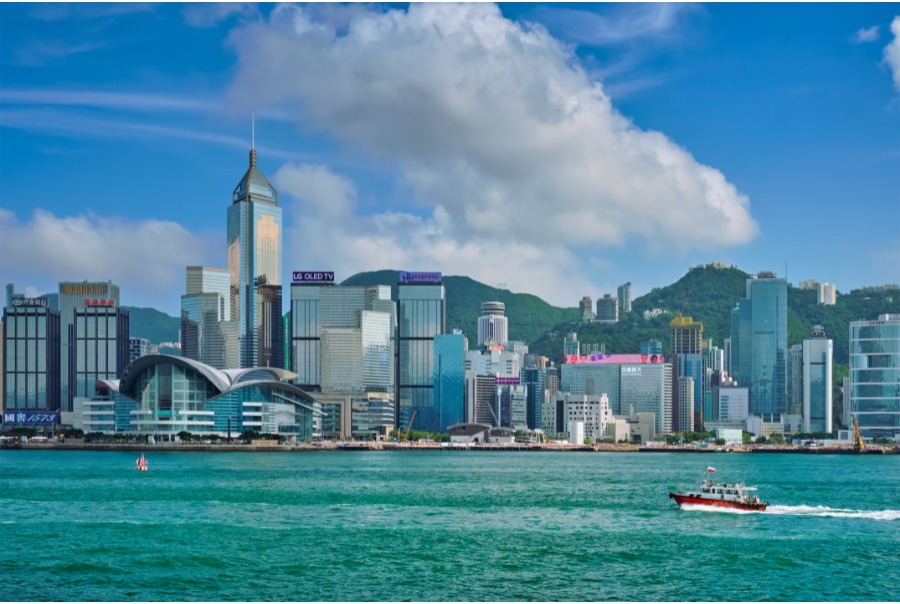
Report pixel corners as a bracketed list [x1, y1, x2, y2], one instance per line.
[292, 271, 335, 283]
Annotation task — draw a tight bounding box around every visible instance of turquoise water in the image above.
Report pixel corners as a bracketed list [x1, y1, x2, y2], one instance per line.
[1, 450, 897, 601]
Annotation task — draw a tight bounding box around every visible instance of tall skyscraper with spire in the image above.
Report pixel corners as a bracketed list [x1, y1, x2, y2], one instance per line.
[227, 114, 283, 368]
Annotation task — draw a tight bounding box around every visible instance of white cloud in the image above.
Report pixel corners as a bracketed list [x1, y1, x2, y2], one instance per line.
[853, 25, 880, 44]
[884, 17, 900, 92]
[0, 208, 220, 312]
[229, 3, 758, 305]
[275, 163, 600, 305]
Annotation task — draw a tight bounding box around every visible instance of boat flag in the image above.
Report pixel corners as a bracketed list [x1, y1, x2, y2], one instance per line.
[706, 466, 716, 473]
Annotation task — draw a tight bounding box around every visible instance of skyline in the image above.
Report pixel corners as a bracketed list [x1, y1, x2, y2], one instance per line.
[1, 3, 899, 316]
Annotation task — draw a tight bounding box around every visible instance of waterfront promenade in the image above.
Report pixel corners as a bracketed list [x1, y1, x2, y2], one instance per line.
[4, 440, 895, 454]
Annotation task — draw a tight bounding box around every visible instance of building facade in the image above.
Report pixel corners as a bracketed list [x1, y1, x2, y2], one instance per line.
[731, 272, 788, 416]
[397, 272, 445, 431]
[70, 306, 130, 403]
[87, 355, 322, 440]
[802, 325, 832, 433]
[434, 332, 466, 433]
[227, 140, 282, 368]
[818, 283, 837, 306]
[618, 282, 632, 313]
[181, 266, 240, 370]
[849, 314, 899, 439]
[59, 281, 120, 412]
[595, 295, 618, 323]
[2, 299, 61, 426]
[477, 301, 508, 347]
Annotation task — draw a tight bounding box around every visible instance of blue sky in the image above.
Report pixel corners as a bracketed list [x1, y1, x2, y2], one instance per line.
[1, 3, 898, 316]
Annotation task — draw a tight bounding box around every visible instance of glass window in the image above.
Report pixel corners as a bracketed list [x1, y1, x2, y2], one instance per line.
[87, 341, 96, 372]
[87, 318, 96, 338]
[77, 317, 85, 338]
[98, 316, 106, 338]
[109, 318, 116, 339]
[38, 317, 46, 338]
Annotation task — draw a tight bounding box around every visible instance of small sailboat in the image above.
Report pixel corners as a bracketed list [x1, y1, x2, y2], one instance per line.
[136, 453, 148, 472]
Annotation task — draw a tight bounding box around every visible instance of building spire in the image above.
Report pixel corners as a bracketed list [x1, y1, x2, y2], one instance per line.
[250, 109, 257, 167]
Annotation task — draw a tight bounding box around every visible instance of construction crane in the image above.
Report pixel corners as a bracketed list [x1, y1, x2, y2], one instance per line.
[403, 410, 417, 442]
[852, 419, 866, 452]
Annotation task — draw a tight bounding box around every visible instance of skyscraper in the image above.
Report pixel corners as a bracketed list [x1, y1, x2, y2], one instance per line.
[618, 282, 632, 313]
[71, 306, 130, 402]
[290, 277, 394, 392]
[434, 332, 466, 432]
[731, 272, 788, 416]
[849, 314, 899, 439]
[477, 301, 508, 347]
[180, 267, 239, 369]
[227, 123, 282, 368]
[58, 281, 120, 412]
[670, 315, 704, 431]
[397, 272, 445, 431]
[2, 298, 61, 425]
[802, 325, 832, 433]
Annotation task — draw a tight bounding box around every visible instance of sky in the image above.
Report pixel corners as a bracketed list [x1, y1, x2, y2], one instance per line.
[1, 3, 898, 316]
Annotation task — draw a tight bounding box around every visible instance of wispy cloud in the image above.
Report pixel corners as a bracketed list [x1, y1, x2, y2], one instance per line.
[0, 89, 219, 113]
[526, 3, 703, 46]
[852, 25, 880, 44]
[884, 17, 900, 92]
[182, 3, 260, 28]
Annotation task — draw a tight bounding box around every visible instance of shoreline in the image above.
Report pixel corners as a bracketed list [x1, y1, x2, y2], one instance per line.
[2, 442, 895, 454]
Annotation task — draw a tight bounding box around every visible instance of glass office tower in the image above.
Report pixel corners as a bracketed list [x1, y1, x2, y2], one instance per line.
[71, 306, 130, 401]
[731, 273, 787, 416]
[290, 282, 394, 392]
[2, 300, 61, 425]
[58, 281, 119, 412]
[849, 314, 899, 439]
[227, 142, 282, 368]
[434, 332, 465, 432]
[397, 274, 445, 431]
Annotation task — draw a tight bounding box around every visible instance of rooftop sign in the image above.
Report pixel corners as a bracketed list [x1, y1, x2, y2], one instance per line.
[565, 353, 666, 365]
[292, 272, 335, 283]
[11, 298, 47, 308]
[399, 271, 442, 284]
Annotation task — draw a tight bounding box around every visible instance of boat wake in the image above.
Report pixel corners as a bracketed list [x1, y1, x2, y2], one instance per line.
[679, 503, 900, 520]
[765, 505, 900, 521]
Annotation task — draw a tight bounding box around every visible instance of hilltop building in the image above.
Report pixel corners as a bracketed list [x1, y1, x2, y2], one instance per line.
[595, 295, 618, 323]
[818, 283, 837, 305]
[618, 282, 632, 313]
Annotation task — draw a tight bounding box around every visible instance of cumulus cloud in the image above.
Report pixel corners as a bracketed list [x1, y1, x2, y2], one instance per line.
[230, 4, 757, 304]
[884, 17, 900, 92]
[275, 163, 600, 304]
[0, 208, 219, 311]
[853, 25, 880, 44]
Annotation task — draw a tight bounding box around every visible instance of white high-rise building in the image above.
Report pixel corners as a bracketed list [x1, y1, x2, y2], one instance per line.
[802, 325, 832, 433]
[818, 283, 837, 305]
[477, 301, 508, 347]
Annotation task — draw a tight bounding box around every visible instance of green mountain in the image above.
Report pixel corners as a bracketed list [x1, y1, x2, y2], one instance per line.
[123, 306, 180, 345]
[344, 267, 900, 367]
[341, 270, 579, 346]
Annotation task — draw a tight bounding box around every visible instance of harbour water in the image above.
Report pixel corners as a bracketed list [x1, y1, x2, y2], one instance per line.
[1, 450, 897, 601]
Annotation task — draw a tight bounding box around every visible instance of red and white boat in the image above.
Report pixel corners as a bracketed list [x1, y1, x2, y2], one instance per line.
[669, 467, 767, 511]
